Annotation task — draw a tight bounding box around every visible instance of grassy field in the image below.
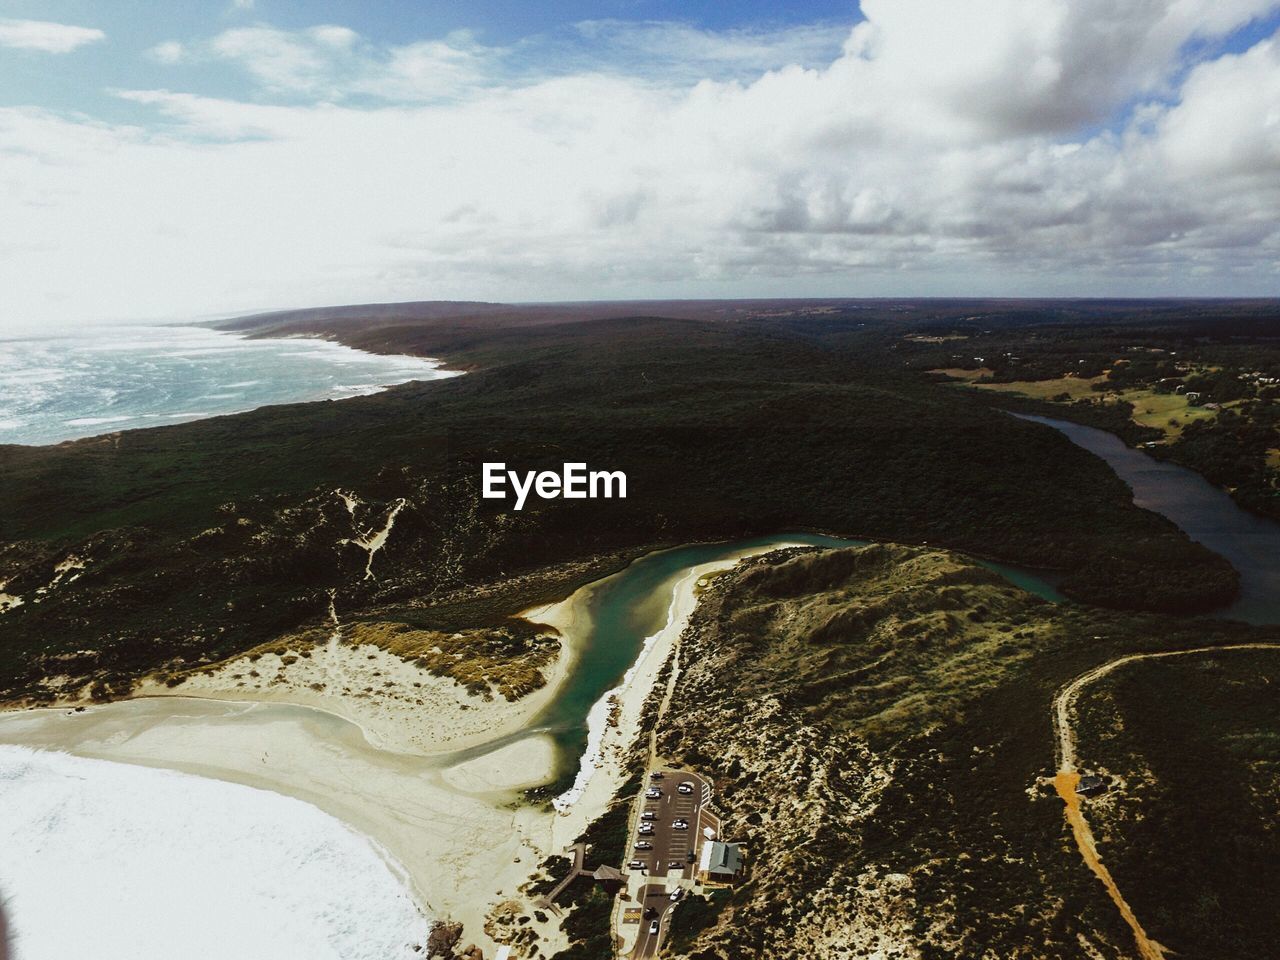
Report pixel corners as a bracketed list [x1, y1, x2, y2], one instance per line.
[934, 370, 1224, 439]
[1124, 389, 1222, 437]
[906, 310, 1280, 521]
[932, 369, 1107, 401]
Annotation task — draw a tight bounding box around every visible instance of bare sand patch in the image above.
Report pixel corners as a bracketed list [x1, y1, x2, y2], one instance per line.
[135, 631, 568, 757]
[443, 735, 558, 794]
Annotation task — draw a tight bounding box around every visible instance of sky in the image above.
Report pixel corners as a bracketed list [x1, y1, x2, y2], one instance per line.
[2, 0, 1279, 328]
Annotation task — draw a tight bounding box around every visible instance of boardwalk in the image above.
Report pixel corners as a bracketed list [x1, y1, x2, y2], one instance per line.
[537, 842, 587, 916]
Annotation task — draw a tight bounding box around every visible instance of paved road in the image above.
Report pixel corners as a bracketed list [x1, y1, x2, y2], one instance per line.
[631, 883, 672, 958]
[627, 767, 715, 957]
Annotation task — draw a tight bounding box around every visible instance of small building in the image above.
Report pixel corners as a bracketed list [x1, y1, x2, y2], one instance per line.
[592, 865, 626, 893]
[697, 841, 744, 884]
[1076, 774, 1108, 798]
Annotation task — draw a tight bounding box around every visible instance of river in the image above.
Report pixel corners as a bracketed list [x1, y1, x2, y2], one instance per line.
[1014, 414, 1280, 625]
[490, 533, 1064, 785]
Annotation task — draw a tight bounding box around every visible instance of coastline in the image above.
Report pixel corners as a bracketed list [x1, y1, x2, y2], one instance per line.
[0, 324, 459, 448]
[0, 697, 558, 956]
[0, 744, 432, 960]
[0, 539, 803, 957]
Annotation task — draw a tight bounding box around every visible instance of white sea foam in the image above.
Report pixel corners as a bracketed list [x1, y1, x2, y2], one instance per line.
[62, 416, 135, 427]
[552, 599, 670, 813]
[0, 325, 458, 446]
[0, 745, 431, 960]
[552, 682, 621, 812]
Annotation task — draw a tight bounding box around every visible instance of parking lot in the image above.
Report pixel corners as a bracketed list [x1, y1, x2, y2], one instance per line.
[623, 766, 717, 957]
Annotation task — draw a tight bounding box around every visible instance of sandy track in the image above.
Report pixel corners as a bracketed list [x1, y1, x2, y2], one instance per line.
[1051, 642, 1280, 959]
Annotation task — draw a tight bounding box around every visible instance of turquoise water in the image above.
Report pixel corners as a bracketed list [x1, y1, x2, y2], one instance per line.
[978, 558, 1067, 603]
[505, 533, 1062, 780]
[0, 324, 455, 446]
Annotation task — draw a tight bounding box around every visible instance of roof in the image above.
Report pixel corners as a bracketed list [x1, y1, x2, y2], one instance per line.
[1076, 774, 1108, 796]
[592, 865, 625, 882]
[698, 841, 743, 875]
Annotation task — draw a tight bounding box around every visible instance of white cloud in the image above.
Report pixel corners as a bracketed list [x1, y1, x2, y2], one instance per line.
[310, 25, 358, 50]
[3, 3, 1280, 329]
[836, 0, 1280, 136]
[1155, 37, 1280, 181]
[569, 19, 848, 80]
[353, 33, 501, 100]
[148, 41, 186, 65]
[210, 26, 339, 91]
[204, 25, 493, 100]
[0, 18, 104, 54]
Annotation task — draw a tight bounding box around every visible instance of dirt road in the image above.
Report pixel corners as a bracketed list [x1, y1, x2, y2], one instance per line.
[1050, 642, 1280, 960]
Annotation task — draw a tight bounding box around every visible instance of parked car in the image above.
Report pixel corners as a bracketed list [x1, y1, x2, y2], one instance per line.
[672, 819, 688, 830]
[639, 824, 654, 835]
[686, 850, 695, 863]
[644, 907, 658, 920]
[634, 841, 653, 850]
[649, 771, 664, 780]
[678, 781, 694, 794]
[641, 811, 657, 820]
[646, 787, 661, 798]
[670, 888, 684, 902]
[649, 921, 659, 935]
[668, 860, 683, 870]
[628, 860, 646, 870]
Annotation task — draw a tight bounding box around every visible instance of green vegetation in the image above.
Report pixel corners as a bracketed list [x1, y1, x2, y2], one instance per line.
[0, 300, 1250, 702]
[341, 620, 559, 701]
[550, 878, 614, 960]
[653, 544, 1268, 959]
[546, 772, 643, 960]
[1076, 651, 1280, 959]
[666, 892, 730, 955]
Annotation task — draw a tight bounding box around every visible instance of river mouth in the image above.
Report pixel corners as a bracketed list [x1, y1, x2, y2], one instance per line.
[0, 534, 1065, 793]
[1014, 413, 1280, 624]
[0, 533, 1070, 958]
[471, 533, 1065, 788]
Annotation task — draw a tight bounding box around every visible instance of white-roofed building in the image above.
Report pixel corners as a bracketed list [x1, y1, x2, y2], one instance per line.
[697, 841, 744, 884]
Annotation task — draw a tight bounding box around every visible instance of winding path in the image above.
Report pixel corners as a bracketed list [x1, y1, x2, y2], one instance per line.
[1050, 642, 1280, 960]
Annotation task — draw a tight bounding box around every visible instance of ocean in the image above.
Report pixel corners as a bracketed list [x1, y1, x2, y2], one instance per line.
[0, 324, 456, 447]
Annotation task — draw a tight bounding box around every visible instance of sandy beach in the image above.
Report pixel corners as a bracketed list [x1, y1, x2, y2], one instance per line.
[0, 539, 802, 958]
[0, 697, 558, 956]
